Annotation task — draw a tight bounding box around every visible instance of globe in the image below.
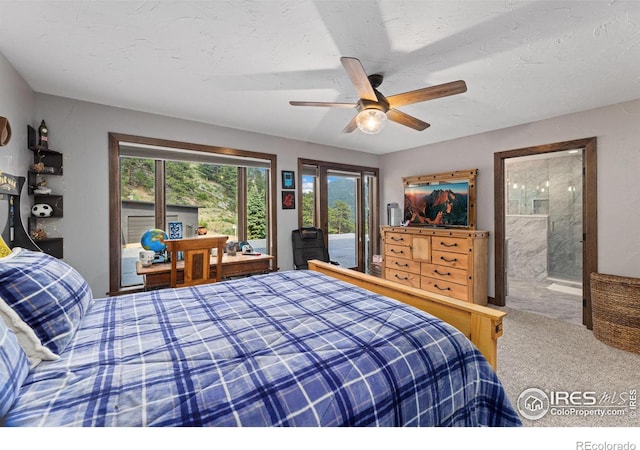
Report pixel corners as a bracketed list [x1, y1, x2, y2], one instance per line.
[140, 228, 168, 254]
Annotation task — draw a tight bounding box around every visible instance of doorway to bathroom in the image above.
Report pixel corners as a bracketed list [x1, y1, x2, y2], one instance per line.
[494, 138, 597, 328]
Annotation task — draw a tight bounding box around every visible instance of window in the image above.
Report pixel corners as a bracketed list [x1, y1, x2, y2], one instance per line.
[109, 133, 277, 295]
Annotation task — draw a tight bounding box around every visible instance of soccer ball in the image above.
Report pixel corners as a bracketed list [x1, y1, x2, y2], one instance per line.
[31, 203, 53, 217]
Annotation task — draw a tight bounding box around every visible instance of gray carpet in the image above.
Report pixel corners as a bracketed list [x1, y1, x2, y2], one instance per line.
[494, 306, 640, 427]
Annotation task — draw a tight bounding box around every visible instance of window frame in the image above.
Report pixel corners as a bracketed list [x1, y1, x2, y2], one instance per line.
[108, 133, 277, 295]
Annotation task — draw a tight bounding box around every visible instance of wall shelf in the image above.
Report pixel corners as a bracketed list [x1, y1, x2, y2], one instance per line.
[27, 124, 64, 259]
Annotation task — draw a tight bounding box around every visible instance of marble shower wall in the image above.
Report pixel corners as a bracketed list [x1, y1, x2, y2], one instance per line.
[505, 153, 583, 283]
[505, 216, 548, 281]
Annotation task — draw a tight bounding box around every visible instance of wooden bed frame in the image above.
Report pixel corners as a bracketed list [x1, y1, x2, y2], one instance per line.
[308, 260, 506, 370]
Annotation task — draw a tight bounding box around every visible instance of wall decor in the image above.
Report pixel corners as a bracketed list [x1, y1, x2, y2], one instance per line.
[281, 170, 295, 189]
[402, 169, 477, 229]
[0, 116, 12, 146]
[281, 190, 295, 209]
[38, 120, 49, 149]
[168, 221, 183, 239]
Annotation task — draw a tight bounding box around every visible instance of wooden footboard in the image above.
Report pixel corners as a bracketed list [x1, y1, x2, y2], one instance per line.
[308, 260, 505, 370]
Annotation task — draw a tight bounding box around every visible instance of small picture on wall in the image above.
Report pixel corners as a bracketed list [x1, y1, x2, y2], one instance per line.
[281, 190, 295, 209]
[281, 170, 295, 189]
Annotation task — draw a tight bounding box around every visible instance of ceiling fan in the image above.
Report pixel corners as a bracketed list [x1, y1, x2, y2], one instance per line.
[289, 57, 467, 134]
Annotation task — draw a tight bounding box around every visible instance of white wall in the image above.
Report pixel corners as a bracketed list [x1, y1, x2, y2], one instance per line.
[0, 51, 35, 195]
[33, 94, 379, 295]
[380, 99, 640, 296]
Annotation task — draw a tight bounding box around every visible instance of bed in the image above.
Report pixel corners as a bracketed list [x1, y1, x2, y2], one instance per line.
[1, 173, 520, 427]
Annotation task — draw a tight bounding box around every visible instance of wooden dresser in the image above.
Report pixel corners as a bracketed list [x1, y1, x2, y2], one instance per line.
[380, 226, 489, 305]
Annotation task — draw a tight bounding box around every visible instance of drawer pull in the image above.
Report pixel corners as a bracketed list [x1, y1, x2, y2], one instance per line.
[440, 256, 457, 263]
[434, 269, 451, 276]
[394, 262, 409, 267]
[390, 236, 404, 242]
[390, 249, 405, 254]
[440, 241, 458, 247]
[434, 284, 451, 291]
[394, 274, 409, 281]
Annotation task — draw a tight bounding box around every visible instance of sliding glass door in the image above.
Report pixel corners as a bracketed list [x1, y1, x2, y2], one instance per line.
[299, 159, 379, 272]
[326, 169, 359, 268]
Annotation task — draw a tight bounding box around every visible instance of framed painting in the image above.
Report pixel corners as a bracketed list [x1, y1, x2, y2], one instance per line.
[282, 170, 295, 189]
[168, 221, 183, 239]
[281, 190, 295, 209]
[402, 169, 477, 229]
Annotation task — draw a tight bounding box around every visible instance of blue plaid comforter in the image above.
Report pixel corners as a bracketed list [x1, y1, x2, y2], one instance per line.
[5, 270, 521, 426]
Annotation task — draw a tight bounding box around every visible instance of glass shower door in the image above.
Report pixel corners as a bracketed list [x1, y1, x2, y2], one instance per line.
[547, 152, 583, 282]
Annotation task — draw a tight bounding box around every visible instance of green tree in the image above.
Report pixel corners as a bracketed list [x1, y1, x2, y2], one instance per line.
[302, 191, 314, 226]
[120, 157, 154, 201]
[247, 184, 266, 239]
[328, 200, 354, 234]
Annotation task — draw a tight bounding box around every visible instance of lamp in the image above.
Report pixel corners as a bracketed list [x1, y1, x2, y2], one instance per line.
[356, 109, 387, 134]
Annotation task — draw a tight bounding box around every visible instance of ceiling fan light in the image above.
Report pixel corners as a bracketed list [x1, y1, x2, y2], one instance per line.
[356, 109, 387, 134]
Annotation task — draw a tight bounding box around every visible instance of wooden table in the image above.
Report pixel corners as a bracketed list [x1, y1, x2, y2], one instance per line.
[136, 252, 274, 290]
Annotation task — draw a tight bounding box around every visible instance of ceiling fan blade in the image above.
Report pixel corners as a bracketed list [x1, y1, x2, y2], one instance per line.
[341, 115, 358, 133]
[386, 109, 430, 131]
[340, 57, 377, 102]
[387, 80, 467, 108]
[289, 101, 356, 108]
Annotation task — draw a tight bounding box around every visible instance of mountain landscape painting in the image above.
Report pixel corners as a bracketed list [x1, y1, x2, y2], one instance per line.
[404, 181, 469, 227]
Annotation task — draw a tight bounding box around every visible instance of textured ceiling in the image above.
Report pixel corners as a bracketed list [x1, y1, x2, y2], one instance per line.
[1, 1, 639, 154]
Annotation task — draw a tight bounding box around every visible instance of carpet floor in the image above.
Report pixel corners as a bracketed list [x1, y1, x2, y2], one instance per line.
[494, 306, 640, 427]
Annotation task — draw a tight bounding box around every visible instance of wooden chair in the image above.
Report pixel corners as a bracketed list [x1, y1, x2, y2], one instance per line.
[165, 235, 228, 288]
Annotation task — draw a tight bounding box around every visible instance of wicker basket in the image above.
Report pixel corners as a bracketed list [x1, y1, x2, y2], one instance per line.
[590, 272, 640, 354]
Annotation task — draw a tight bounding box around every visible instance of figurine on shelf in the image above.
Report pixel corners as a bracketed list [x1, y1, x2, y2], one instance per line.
[33, 178, 52, 195]
[31, 152, 55, 175]
[38, 120, 48, 149]
[31, 228, 47, 241]
[32, 161, 45, 173]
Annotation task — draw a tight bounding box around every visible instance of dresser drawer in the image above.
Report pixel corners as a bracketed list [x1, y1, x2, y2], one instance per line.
[421, 277, 469, 302]
[386, 268, 421, 288]
[421, 262, 468, 285]
[381, 226, 488, 306]
[432, 250, 469, 269]
[385, 244, 411, 259]
[431, 236, 471, 254]
[385, 232, 412, 247]
[386, 256, 421, 274]
[411, 236, 431, 262]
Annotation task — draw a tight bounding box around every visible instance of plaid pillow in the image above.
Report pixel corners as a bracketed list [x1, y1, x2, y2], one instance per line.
[0, 248, 94, 356]
[0, 315, 29, 417]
